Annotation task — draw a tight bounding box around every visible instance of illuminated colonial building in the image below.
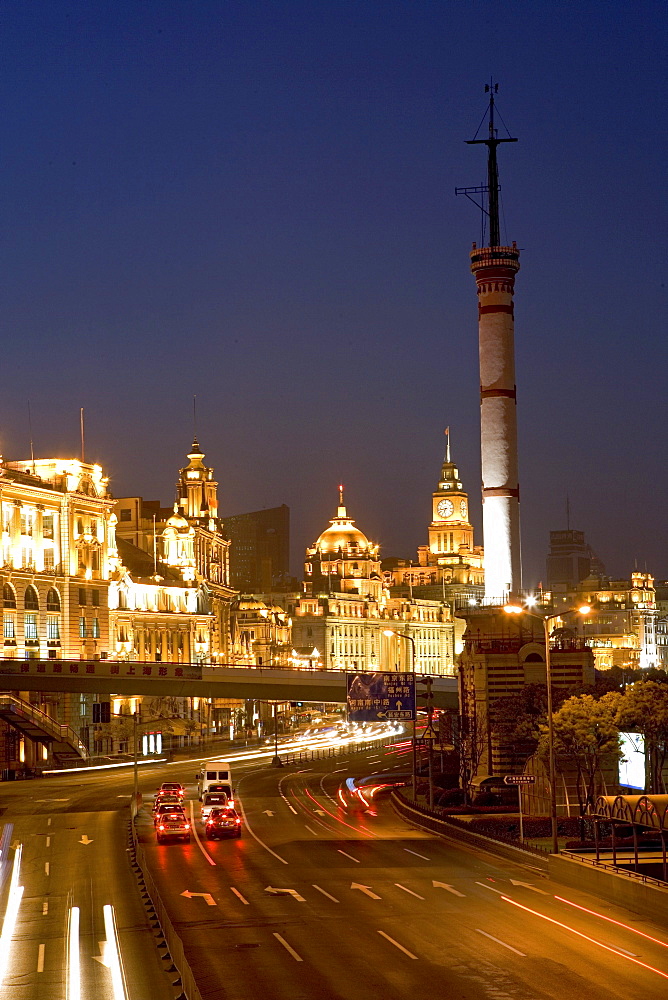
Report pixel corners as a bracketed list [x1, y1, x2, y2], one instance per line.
[551, 571, 658, 671]
[230, 596, 291, 667]
[113, 437, 236, 663]
[383, 434, 484, 599]
[294, 489, 456, 674]
[1, 456, 117, 662]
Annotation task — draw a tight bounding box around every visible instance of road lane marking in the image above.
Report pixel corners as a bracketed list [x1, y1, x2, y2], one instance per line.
[377, 931, 418, 959]
[273, 933, 303, 962]
[230, 888, 249, 905]
[237, 791, 288, 865]
[266, 886, 305, 901]
[351, 883, 381, 899]
[395, 883, 424, 900]
[42, 901, 48, 915]
[189, 801, 216, 866]
[433, 881, 466, 897]
[404, 848, 430, 860]
[476, 928, 525, 957]
[338, 850, 360, 863]
[305, 825, 318, 836]
[503, 896, 668, 981]
[312, 884, 339, 903]
[509, 879, 548, 894]
[37, 943, 45, 972]
[181, 891, 216, 905]
[44, 863, 49, 876]
[47, 818, 51, 827]
[46, 837, 50, 848]
[475, 881, 504, 895]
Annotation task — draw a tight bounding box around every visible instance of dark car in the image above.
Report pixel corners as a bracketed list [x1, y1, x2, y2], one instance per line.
[204, 807, 242, 839]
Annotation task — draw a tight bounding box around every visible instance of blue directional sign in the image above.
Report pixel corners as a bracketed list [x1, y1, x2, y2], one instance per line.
[346, 671, 415, 723]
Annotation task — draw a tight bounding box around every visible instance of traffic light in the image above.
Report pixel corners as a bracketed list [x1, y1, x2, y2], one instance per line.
[417, 675, 434, 712]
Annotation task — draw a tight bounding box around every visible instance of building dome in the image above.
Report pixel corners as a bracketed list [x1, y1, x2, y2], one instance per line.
[165, 505, 190, 532]
[314, 487, 372, 555]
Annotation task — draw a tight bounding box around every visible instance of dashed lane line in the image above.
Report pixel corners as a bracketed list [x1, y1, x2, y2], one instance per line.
[312, 884, 339, 903]
[476, 928, 526, 957]
[377, 931, 418, 959]
[273, 933, 303, 962]
[338, 850, 360, 863]
[404, 848, 430, 861]
[230, 888, 249, 905]
[395, 883, 424, 900]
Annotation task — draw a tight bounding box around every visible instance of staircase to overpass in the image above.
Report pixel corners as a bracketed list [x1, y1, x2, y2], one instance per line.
[0, 694, 88, 766]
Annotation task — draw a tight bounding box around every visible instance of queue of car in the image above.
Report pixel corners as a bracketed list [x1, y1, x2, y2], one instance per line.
[150, 780, 242, 846]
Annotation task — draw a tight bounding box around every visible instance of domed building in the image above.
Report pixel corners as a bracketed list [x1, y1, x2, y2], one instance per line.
[304, 486, 384, 601]
[294, 488, 456, 675]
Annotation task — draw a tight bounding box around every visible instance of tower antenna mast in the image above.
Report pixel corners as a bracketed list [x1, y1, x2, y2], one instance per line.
[456, 81, 517, 247]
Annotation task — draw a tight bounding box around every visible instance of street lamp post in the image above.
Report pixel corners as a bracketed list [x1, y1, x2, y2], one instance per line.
[271, 701, 283, 768]
[504, 603, 590, 854]
[383, 629, 418, 801]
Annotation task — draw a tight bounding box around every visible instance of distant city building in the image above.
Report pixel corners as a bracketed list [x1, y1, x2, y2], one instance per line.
[550, 572, 658, 671]
[229, 596, 291, 668]
[222, 505, 290, 593]
[546, 527, 605, 592]
[293, 489, 455, 674]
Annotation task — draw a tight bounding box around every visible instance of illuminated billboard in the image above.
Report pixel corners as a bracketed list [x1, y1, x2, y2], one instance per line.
[619, 732, 645, 790]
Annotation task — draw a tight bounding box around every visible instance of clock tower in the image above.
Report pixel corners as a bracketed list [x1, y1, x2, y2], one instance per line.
[428, 430, 474, 558]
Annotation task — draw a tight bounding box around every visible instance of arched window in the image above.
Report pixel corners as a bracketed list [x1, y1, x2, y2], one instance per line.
[2, 584, 16, 609]
[24, 586, 39, 610]
[46, 588, 61, 612]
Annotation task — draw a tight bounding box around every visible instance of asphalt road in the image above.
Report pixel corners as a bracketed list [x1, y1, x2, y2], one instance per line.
[0, 738, 667, 1000]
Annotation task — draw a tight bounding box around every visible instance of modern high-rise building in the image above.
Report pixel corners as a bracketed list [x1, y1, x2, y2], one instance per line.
[222, 504, 290, 593]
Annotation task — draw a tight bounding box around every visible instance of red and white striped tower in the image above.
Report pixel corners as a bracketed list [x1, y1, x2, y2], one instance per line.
[460, 84, 521, 600]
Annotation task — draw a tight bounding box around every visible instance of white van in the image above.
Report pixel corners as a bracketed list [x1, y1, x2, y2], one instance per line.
[196, 760, 234, 805]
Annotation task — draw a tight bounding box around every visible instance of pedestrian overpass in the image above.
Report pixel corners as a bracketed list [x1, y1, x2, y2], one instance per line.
[0, 658, 459, 709]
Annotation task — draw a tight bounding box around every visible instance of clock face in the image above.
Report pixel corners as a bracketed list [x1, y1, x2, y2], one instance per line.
[459, 499, 468, 519]
[437, 498, 454, 518]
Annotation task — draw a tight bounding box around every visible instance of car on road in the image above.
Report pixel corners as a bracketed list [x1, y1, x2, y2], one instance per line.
[338, 772, 411, 813]
[153, 803, 187, 827]
[201, 791, 229, 820]
[158, 782, 185, 798]
[204, 806, 242, 839]
[156, 812, 191, 844]
[152, 793, 181, 812]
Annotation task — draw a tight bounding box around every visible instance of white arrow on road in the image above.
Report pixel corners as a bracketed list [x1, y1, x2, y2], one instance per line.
[181, 891, 217, 905]
[432, 881, 466, 897]
[265, 886, 306, 902]
[263, 810, 275, 817]
[79, 835, 93, 846]
[509, 880, 548, 894]
[314, 809, 326, 816]
[351, 883, 381, 900]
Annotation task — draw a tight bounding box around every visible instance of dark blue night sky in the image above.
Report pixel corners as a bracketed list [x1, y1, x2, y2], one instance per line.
[0, 1, 666, 586]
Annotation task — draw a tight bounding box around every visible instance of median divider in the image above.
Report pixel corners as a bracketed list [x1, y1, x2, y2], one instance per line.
[129, 804, 203, 1000]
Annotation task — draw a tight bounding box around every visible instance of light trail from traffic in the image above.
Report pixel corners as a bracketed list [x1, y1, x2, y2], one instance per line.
[0, 843, 24, 987]
[503, 896, 668, 981]
[67, 905, 81, 1000]
[103, 904, 128, 1000]
[554, 895, 668, 949]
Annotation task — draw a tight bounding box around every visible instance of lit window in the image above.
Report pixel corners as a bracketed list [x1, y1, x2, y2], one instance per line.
[79, 617, 86, 638]
[24, 613, 38, 640]
[47, 616, 60, 640]
[3, 614, 15, 639]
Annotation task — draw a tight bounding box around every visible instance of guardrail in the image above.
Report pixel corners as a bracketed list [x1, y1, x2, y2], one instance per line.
[129, 806, 203, 1000]
[280, 733, 403, 765]
[559, 849, 667, 889]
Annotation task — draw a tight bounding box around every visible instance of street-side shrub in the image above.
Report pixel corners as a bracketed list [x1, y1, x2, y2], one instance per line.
[436, 787, 465, 807]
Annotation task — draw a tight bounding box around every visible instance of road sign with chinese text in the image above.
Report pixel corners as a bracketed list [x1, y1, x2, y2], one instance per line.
[503, 774, 536, 785]
[346, 671, 415, 722]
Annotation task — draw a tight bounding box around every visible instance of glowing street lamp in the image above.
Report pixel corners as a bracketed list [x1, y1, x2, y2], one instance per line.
[503, 603, 590, 853]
